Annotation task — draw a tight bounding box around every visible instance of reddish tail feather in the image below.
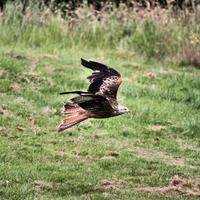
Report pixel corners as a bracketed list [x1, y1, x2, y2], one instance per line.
[58, 113, 89, 132]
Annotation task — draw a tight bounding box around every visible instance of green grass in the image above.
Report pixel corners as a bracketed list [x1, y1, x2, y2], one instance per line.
[0, 3, 200, 200]
[0, 46, 200, 200]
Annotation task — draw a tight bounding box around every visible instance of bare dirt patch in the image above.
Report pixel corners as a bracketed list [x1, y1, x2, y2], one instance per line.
[99, 178, 126, 192]
[16, 126, 25, 132]
[100, 180, 116, 190]
[101, 151, 120, 160]
[70, 149, 92, 161]
[107, 151, 120, 157]
[135, 175, 200, 197]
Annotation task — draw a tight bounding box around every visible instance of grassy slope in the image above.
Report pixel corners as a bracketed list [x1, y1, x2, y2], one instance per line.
[0, 45, 200, 200]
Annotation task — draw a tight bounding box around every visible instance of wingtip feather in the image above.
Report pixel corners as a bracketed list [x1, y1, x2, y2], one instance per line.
[81, 58, 88, 65]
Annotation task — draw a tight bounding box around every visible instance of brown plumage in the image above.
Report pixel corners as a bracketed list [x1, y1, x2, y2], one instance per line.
[58, 58, 128, 132]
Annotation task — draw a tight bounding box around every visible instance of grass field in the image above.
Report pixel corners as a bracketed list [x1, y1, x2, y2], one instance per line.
[0, 4, 200, 200]
[0, 46, 200, 200]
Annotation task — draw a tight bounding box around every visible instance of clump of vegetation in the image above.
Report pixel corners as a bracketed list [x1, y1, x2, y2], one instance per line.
[179, 33, 200, 68]
[0, 2, 200, 65]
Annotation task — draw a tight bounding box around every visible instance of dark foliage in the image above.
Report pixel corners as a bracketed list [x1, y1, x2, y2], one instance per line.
[0, 0, 200, 13]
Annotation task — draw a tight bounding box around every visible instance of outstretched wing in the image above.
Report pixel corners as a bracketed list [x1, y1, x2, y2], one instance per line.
[81, 58, 122, 101]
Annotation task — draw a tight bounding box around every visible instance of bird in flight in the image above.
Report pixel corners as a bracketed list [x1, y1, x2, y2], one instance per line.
[58, 58, 129, 132]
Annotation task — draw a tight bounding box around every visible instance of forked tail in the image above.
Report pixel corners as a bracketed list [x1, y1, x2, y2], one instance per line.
[58, 113, 89, 132]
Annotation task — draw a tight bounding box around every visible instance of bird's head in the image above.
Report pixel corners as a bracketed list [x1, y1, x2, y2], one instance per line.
[116, 105, 129, 115]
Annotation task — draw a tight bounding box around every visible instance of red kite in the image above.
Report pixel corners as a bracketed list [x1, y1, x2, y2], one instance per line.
[58, 58, 128, 132]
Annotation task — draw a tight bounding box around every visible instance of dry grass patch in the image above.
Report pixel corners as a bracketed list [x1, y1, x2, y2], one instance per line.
[99, 178, 127, 192]
[33, 180, 51, 188]
[65, 137, 83, 144]
[10, 83, 23, 94]
[70, 149, 92, 161]
[176, 138, 200, 152]
[132, 147, 195, 169]
[135, 175, 200, 197]
[148, 125, 167, 132]
[94, 132, 109, 139]
[0, 106, 14, 118]
[144, 71, 157, 79]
